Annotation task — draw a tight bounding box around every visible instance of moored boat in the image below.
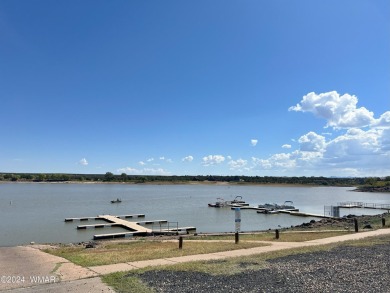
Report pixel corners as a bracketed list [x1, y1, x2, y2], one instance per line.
[257, 201, 297, 214]
[208, 198, 226, 208]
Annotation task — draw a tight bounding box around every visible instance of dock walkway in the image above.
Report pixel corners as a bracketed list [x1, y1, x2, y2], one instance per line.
[66, 214, 196, 240]
[98, 215, 152, 233]
[338, 201, 390, 211]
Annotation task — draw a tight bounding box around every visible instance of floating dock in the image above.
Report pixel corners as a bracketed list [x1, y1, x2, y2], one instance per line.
[231, 206, 265, 211]
[76, 220, 168, 230]
[337, 201, 390, 211]
[65, 214, 145, 222]
[279, 210, 334, 218]
[97, 215, 152, 233]
[66, 214, 196, 240]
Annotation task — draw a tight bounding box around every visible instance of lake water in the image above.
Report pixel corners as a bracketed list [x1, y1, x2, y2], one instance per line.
[1, 183, 389, 247]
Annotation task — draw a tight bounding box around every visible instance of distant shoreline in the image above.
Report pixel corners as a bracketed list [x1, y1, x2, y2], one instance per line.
[0, 180, 352, 188]
[3, 179, 390, 192]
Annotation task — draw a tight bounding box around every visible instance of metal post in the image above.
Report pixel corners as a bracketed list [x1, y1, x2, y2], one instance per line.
[382, 217, 386, 227]
[275, 229, 279, 239]
[235, 232, 239, 244]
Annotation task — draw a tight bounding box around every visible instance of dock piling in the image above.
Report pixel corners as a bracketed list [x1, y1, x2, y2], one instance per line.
[235, 232, 239, 244]
[354, 218, 359, 232]
[179, 236, 183, 249]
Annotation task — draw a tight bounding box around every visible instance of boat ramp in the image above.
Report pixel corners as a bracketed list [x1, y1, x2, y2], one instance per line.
[65, 214, 196, 240]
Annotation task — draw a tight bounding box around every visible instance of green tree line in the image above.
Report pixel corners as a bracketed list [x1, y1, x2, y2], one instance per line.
[1, 172, 387, 187]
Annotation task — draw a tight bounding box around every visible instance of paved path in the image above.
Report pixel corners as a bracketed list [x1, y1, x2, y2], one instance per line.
[0, 246, 112, 292]
[2, 228, 390, 292]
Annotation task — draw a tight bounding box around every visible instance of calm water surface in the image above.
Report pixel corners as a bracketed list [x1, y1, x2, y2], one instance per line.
[1, 183, 389, 247]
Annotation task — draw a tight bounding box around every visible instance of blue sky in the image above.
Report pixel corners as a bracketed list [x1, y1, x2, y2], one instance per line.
[1, 1, 389, 177]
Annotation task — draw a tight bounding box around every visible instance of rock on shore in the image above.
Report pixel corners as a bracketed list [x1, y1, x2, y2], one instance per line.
[294, 213, 388, 230]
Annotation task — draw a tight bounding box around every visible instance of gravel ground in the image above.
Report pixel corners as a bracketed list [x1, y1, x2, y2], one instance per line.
[137, 238, 390, 293]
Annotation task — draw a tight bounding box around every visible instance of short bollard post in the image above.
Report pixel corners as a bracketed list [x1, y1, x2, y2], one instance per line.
[235, 232, 239, 244]
[179, 236, 183, 249]
[354, 218, 359, 232]
[275, 229, 280, 239]
[382, 218, 386, 227]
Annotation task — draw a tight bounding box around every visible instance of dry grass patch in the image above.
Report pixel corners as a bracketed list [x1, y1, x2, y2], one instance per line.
[44, 240, 269, 267]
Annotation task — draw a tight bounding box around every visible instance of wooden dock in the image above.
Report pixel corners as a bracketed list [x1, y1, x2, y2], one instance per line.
[66, 214, 196, 239]
[231, 206, 267, 211]
[163, 226, 197, 233]
[77, 220, 168, 229]
[279, 210, 334, 218]
[98, 215, 152, 233]
[65, 214, 145, 222]
[337, 201, 390, 211]
[137, 220, 168, 225]
[116, 214, 145, 219]
[65, 217, 100, 222]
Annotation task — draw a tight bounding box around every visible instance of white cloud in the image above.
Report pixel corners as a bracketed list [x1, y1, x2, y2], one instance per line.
[159, 156, 172, 163]
[380, 128, 390, 151]
[252, 153, 296, 170]
[282, 144, 292, 149]
[249, 125, 388, 176]
[139, 161, 146, 166]
[79, 158, 88, 166]
[325, 128, 380, 160]
[282, 91, 390, 175]
[227, 156, 232, 160]
[147, 158, 154, 162]
[289, 91, 375, 129]
[228, 159, 248, 170]
[118, 167, 138, 173]
[374, 111, 390, 128]
[202, 155, 225, 166]
[117, 167, 171, 175]
[298, 132, 326, 152]
[182, 155, 194, 162]
[251, 139, 258, 146]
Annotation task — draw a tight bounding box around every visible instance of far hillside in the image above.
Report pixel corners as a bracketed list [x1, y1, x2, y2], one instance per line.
[2, 172, 389, 191]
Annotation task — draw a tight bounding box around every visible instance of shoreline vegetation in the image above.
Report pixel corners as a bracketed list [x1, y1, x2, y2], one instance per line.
[1, 172, 390, 192]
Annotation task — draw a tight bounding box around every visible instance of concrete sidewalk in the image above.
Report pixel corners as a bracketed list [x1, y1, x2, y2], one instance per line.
[2, 228, 390, 292]
[0, 246, 112, 292]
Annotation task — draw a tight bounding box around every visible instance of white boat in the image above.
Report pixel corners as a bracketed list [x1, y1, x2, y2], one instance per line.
[258, 201, 295, 210]
[227, 196, 249, 206]
[208, 198, 226, 208]
[257, 201, 296, 214]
